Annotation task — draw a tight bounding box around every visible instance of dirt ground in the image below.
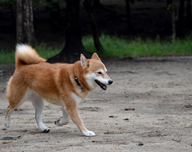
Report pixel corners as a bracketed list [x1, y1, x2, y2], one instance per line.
[1, 57, 192, 151]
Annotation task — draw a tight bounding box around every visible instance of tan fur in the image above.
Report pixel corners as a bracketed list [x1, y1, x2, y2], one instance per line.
[5, 45, 112, 136]
[15, 44, 46, 67]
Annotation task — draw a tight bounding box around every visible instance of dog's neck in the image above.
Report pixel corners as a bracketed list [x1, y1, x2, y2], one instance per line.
[73, 61, 94, 92]
[74, 76, 86, 92]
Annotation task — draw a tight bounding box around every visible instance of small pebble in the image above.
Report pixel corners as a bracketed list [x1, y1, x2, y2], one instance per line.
[138, 141, 144, 146]
[124, 118, 129, 120]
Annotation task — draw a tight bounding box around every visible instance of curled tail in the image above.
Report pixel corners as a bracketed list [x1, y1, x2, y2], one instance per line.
[15, 44, 46, 68]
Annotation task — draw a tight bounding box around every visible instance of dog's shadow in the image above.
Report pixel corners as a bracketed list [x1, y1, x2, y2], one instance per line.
[6, 128, 84, 139]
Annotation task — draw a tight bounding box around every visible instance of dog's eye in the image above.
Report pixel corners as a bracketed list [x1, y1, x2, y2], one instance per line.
[97, 72, 102, 75]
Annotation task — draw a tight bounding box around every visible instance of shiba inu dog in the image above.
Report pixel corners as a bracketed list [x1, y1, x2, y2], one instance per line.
[4, 44, 113, 137]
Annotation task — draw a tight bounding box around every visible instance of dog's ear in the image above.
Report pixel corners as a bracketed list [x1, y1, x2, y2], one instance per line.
[91, 53, 100, 60]
[80, 54, 89, 68]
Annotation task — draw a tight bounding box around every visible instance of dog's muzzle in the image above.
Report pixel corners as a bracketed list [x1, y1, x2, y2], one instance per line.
[95, 79, 113, 90]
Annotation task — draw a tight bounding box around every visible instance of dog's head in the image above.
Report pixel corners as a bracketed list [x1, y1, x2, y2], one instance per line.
[80, 53, 113, 90]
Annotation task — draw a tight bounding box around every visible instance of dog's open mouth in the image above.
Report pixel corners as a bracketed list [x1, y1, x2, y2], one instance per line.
[95, 80, 107, 90]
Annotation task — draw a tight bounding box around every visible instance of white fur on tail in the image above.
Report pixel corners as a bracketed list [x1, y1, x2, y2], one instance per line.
[16, 44, 46, 67]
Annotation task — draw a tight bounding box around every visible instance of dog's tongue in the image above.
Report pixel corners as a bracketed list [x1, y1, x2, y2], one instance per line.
[95, 80, 107, 90]
[99, 82, 107, 90]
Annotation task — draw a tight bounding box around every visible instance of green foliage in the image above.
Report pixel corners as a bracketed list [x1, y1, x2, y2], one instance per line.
[167, 3, 177, 11]
[32, 0, 44, 9]
[46, 0, 65, 11]
[0, 0, 15, 5]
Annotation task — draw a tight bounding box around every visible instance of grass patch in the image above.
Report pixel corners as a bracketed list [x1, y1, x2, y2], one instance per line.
[0, 44, 61, 64]
[0, 51, 15, 64]
[83, 34, 192, 58]
[35, 44, 61, 59]
[0, 35, 192, 64]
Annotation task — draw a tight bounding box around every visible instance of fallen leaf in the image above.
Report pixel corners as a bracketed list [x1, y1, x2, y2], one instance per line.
[92, 140, 102, 143]
[104, 131, 122, 134]
[1, 135, 22, 140]
[124, 108, 135, 111]
[123, 118, 129, 121]
[3, 141, 13, 144]
[184, 104, 192, 108]
[138, 141, 144, 146]
[1, 137, 15, 140]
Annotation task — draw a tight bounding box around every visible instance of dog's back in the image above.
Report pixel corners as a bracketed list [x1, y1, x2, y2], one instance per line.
[7, 45, 72, 105]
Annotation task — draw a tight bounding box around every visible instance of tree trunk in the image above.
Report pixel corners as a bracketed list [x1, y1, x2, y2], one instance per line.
[187, 0, 191, 26]
[125, 0, 134, 31]
[16, 0, 34, 47]
[168, 0, 177, 42]
[172, 4, 176, 42]
[83, 0, 104, 52]
[47, 0, 91, 63]
[177, 0, 184, 37]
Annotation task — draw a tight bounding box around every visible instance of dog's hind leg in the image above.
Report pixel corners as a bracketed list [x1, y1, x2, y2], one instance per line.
[5, 77, 28, 128]
[55, 106, 69, 126]
[5, 97, 27, 128]
[4, 107, 13, 128]
[31, 92, 50, 133]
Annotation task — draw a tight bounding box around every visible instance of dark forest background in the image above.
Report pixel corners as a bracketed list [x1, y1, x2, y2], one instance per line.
[0, 0, 191, 62]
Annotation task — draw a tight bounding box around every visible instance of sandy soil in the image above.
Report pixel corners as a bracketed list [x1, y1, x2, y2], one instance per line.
[1, 57, 192, 151]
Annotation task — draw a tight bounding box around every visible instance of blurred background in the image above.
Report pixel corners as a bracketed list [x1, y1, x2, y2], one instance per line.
[0, 0, 191, 63]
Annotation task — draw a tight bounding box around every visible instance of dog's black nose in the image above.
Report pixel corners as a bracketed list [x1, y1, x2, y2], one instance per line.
[108, 80, 113, 85]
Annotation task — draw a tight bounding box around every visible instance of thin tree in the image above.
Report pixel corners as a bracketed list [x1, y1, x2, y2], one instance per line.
[125, 0, 134, 31]
[47, 0, 91, 63]
[187, 0, 191, 26]
[16, 0, 34, 46]
[83, 0, 104, 52]
[167, 0, 177, 42]
[177, 0, 184, 37]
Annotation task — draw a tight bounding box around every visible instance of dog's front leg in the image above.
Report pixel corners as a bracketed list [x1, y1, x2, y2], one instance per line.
[64, 102, 95, 137]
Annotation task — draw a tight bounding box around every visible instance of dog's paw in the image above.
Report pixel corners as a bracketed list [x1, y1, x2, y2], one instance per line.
[55, 119, 62, 126]
[55, 119, 69, 126]
[4, 121, 10, 128]
[82, 130, 96, 137]
[43, 128, 50, 133]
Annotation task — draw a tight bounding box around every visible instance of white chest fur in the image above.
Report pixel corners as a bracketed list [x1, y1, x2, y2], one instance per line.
[72, 93, 83, 105]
